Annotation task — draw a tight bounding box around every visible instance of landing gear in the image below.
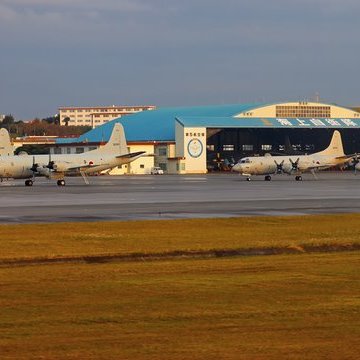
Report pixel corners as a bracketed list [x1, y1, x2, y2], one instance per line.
[57, 179, 66, 186]
[295, 175, 302, 181]
[264, 175, 272, 181]
[246, 177, 251, 181]
[25, 179, 33, 186]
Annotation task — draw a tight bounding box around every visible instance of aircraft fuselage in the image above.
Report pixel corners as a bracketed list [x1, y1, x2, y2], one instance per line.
[232, 154, 344, 176]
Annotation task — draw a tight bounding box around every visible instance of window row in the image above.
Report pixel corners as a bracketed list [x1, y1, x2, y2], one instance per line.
[207, 144, 316, 152]
[185, 132, 205, 137]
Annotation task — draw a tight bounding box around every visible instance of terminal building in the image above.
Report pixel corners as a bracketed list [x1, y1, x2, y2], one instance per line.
[58, 105, 156, 128]
[55, 101, 360, 174]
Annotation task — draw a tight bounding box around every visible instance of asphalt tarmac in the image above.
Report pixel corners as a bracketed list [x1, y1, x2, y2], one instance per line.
[0, 172, 359, 224]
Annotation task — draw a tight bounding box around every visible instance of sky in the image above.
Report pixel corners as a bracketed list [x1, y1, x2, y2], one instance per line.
[1, 0, 360, 120]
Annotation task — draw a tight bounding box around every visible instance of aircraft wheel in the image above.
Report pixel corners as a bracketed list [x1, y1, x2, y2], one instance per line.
[57, 179, 66, 186]
[295, 175, 302, 181]
[265, 175, 271, 181]
[246, 177, 251, 181]
[25, 179, 33, 186]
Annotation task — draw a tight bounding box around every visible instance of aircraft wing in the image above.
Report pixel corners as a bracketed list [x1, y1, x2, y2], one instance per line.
[116, 151, 146, 159]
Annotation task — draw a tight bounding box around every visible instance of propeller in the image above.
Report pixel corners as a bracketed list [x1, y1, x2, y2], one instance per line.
[289, 157, 300, 172]
[47, 153, 56, 170]
[352, 154, 359, 175]
[274, 160, 284, 174]
[30, 156, 39, 173]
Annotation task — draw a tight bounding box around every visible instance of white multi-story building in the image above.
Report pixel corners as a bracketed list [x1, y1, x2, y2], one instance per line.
[58, 105, 156, 128]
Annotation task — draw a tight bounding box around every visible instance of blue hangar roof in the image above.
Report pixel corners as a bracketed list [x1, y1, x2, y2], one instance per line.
[56, 103, 266, 144]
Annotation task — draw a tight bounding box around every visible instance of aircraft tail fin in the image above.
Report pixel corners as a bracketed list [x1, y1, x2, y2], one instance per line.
[0, 128, 13, 156]
[96, 123, 128, 155]
[317, 130, 345, 156]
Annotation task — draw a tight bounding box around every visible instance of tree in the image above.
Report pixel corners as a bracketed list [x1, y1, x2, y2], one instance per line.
[62, 117, 70, 126]
[2, 114, 15, 126]
[54, 114, 60, 125]
[42, 114, 60, 125]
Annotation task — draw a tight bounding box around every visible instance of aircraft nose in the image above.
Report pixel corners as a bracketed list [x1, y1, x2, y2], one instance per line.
[232, 163, 242, 172]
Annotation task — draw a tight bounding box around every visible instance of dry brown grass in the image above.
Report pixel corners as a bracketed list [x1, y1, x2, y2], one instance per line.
[0, 214, 360, 260]
[0, 253, 359, 359]
[0, 214, 359, 359]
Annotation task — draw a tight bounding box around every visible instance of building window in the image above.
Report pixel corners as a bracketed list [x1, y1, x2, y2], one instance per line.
[158, 147, 167, 156]
[242, 144, 253, 151]
[207, 145, 215, 151]
[276, 105, 331, 118]
[76, 147, 84, 154]
[54, 148, 62, 154]
[261, 145, 272, 151]
[140, 164, 145, 169]
[66, 148, 71, 154]
[223, 144, 234, 151]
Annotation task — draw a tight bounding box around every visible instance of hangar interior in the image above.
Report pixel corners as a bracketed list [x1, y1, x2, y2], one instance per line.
[54, 101, 360, 174]
[206, 128, 360, 171]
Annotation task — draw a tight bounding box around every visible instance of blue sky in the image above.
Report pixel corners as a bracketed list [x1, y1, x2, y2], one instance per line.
[1, 0, 360, 119]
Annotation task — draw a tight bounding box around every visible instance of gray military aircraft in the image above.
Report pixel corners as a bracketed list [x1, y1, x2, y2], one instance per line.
[232, 130, 354, 181]
[0, 123, 145, 186]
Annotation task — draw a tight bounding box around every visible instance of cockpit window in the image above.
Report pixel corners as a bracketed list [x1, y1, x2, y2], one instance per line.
[240, 158, 251, 164]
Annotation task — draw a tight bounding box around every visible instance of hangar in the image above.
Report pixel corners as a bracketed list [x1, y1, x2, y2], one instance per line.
[55, 101, 360, 174]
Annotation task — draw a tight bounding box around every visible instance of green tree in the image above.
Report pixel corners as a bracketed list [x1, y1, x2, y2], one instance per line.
[62, 117, 70, 126]
[2, 114, 15, 126]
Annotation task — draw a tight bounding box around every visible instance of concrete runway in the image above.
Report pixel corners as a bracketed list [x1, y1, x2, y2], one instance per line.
[0, 172, 359, 224]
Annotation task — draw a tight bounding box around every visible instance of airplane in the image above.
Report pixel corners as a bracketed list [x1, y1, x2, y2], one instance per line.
[232, 130, 355, 181]
[0, 128, 14, 156]
[0, 123, 145, 186]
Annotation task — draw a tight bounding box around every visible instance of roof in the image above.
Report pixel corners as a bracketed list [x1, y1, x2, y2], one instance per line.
[56, 103, 265, 144]
[56, 102, 360, 145]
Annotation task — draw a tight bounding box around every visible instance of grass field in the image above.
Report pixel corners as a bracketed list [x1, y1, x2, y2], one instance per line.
[0, 214, 359, 359]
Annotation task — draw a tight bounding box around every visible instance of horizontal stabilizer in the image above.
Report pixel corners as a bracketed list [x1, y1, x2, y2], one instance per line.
[335, 153, 357, 160]
[116, 151, 146, 159]
[66, 163, 108, 171]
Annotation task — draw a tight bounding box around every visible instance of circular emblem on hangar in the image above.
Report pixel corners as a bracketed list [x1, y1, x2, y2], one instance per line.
[187, 138, 203, 158]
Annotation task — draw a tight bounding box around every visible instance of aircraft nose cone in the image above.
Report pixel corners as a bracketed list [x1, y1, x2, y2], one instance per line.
[232, 163, 242, 172]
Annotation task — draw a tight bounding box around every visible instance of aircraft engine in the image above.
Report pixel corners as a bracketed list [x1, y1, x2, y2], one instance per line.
[47, 161, 69, 173]
[282, 162, 294, 174]
[36, 166, 52, 177]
